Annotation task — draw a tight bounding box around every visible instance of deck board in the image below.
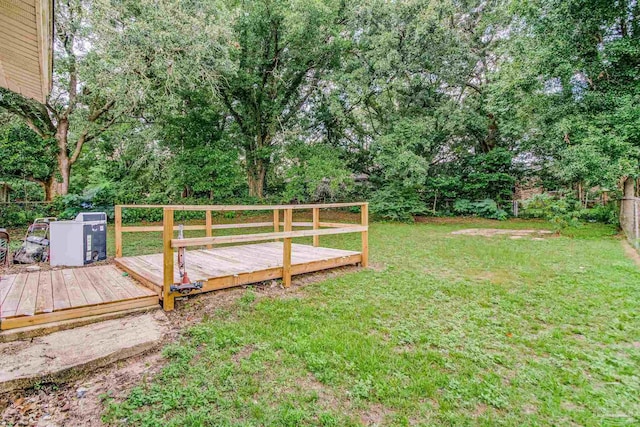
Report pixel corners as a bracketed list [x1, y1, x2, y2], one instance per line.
[0, 275, 17, 307]
[82, 268, 120, 302]
[35, 271, 53, 314]
[51, 270, 71, 310]
[2, 273, 28, 317]
[62, 269, 88, 307]
[15, 272, 39, 316]
[0, 265, 159, 331]
[115, 242, 361, 296]
[71, 269, 103, 305]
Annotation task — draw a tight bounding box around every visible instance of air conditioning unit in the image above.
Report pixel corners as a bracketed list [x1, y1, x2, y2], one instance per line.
[50, 212, 108, 267]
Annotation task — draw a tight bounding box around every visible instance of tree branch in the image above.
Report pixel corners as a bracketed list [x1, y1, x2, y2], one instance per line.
[465, 82, 483, 95]
[88, 100, 116, 122]
[220, 89, 249, 134]
[70, 114, 119, 164]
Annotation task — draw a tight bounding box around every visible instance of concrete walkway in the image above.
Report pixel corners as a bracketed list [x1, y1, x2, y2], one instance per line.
[0, 310, 168, 393]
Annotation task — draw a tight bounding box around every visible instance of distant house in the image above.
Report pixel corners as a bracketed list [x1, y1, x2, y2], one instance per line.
[0, 182, 11, 203]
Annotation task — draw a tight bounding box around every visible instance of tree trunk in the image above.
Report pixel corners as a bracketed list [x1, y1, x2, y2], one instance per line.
[44, 177, 55, 202]
[50, 119, 72, 199]
[577, 181, 583, 206]
[480, 113, 498, 153]
[247, 159, 267, 199]
[620, 176, 636, 236]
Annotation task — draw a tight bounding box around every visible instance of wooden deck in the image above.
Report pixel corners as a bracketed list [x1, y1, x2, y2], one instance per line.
[115, 242, 362, 297]
[0, 265, 159, 330]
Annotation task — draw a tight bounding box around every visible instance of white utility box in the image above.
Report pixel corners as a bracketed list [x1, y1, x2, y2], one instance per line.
[50, 212, 108, 267]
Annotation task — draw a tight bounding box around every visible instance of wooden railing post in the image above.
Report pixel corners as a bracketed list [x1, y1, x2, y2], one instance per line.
[163, 208, 175, 311]
[205, 210, 212, 249]
[273, 208, 279, 242]
[283, 208, 293, 288]
[360, 203, 369, 268]
[115, 205, 123, 258]
[312, 207, 320, 247]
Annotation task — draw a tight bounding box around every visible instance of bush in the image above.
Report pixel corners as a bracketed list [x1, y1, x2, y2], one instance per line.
[281, 143, 354, 203]
[0, 203, 56, 227]
[519, 194, 582, 229]
[578, 204, 618, 224]
[453, 199, 508, 220]
[370, 185, 426, 222]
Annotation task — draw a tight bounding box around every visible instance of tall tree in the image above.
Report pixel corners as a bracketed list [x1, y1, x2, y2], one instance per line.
[219, 0, 346, 198]
[501, 0, 640, 195]
[0, 1, 124, 200]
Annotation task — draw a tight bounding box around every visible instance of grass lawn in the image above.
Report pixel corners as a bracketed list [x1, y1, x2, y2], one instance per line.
[95, 218, 638, 425]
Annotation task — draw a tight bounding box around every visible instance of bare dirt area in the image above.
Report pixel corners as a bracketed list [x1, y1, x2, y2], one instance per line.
[414, 216, 548, 226]
[621, 240, 640, 268]
[0, 265, 360, 427]
[451, 228, 554, 238]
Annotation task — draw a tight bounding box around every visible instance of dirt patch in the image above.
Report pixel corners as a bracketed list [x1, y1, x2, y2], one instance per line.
[366, 262, 386, 272]
[469, 270, 516, 285]
[232, 344, 256, 364]
[1, 352, 163, 427]
[296, 373, 344, 412]
[414, 216, 549, 226]
[621, 240, 640, 268]
[290, 374, 395, 427]
[451, 228, 554, 238]
[359, 403, 395, 426]
[473, 403, 488, 418]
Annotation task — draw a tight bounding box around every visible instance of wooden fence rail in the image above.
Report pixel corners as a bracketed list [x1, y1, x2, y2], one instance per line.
[115, 203, 368, 311]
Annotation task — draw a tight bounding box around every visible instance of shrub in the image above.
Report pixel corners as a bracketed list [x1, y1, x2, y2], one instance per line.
[0, 203, 56, 227]
[578, 204, 618, 224]
[453, 199, 508, 220]
[520, 194, 582, 229]
[370, 185, 426, 222]
[281, 143, 354, 203]
[52, 184, 116, 220]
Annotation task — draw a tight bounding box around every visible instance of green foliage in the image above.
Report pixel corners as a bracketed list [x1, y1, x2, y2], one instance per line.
[453, 199, 508, 220]
[372, 119, 431, 191]
[367, 119, 433, 221]
[503, 0, 640, 190]
[370, 184, 426, 222]
[521, 194, 620, 229]
[520, 194, 582, 230]
[0, 204, 27, 227]
[150, 90, 248, 200]
[426, 149, 517, 208]
[217, 0, 347, 197]
[0, 203, 56, 227]
[52, 184, 117, 219]
[281, 143, 354, 202]
[2, 0, 636, 229]
[0, 116, 56, 185]
[578, 204, 619, 225]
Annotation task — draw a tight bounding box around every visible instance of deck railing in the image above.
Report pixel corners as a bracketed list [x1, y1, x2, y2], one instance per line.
[115, 203, 368, 310]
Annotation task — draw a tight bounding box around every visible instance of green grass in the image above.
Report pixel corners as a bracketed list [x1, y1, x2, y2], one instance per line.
[88, 220, 640, 424]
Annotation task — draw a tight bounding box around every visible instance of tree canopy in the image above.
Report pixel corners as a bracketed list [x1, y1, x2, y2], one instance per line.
[0, 0, 638, 222]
